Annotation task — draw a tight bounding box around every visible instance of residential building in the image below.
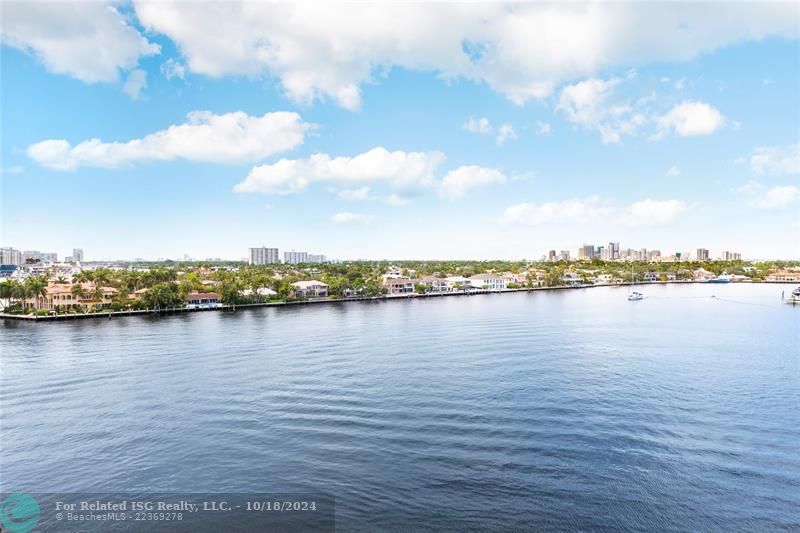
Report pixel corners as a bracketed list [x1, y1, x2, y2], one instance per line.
[693, 268, 716, 281]
[73, 248, 84, 263]
[578, 244, 595, 260]
[469, 273, 509, 290]
[1, 247, 23, 265]
[284, 251, 308, 264]
[444, 276, 472, 290]
[291, 280, 328, 298]
[548, 250, 557, 262]
[308, 254, 327, 264]
[186, 291, 222, 309]
[249, 247, 280, 265]
[383, 277, 416, 295]
[721, 251, 742, 261]
[766, 271, 799, 282]
[420, 276, 448, 293]
[26, 283, 117, 311]
[608, 242, 620, 260]
[558, 250, 571, 261]
[562, 272, 583, 286]
[239, 287, 278, 298]
[696, 248, 709, 261]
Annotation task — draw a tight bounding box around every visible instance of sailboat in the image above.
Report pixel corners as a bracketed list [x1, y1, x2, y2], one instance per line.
[627, 262, 644, 301]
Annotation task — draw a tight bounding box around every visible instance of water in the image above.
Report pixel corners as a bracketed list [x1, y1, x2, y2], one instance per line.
[2, 283, 799, 531]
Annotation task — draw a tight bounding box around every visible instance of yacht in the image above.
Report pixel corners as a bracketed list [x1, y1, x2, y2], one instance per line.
[785, 287, 800, 305]
[628, 291, 644, 301]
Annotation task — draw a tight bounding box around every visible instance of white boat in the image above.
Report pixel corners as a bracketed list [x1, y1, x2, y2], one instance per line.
[785, 287, 800, 305]
[627, 263, 643, 301]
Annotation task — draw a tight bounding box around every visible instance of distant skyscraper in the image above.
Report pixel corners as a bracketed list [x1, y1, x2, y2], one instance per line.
[721, 251, 741, 261]
[609, 242, 620, 260]
[559, 250, 571, 261]
[548, 250, 557, 262]
[249, 247, 279, 265]
[0, 247, 23, 265]
[696, 248, 709, 261]
[73, 248, 84, 262]
[579, 244, 595, 260]
[284, 251, 308, 264]
[308, 254, 326, 264]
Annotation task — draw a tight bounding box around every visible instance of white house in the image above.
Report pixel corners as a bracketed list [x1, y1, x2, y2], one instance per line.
[420, 276, 448, 293]
[240, 287, 277, 298]
[445, 276, 472, 290]
[292, 280, 328, 298]
[469, 273, 509, 290]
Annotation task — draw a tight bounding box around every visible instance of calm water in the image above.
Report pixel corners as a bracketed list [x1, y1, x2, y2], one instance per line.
[2, 284, 799, 531]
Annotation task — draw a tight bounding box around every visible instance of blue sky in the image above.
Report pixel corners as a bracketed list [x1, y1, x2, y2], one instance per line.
[1, 2, 798, 261]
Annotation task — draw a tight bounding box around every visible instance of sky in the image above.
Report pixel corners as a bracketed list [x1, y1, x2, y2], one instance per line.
[1, 2, 799, 261]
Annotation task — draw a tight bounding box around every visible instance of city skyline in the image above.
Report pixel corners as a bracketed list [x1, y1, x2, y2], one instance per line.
[2, 3, 799, 260]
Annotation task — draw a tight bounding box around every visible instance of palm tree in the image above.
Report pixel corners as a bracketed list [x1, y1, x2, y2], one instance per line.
[25, 277, 48, 310]
[70, 284, 87, 310]
[55, 275, 68, 284]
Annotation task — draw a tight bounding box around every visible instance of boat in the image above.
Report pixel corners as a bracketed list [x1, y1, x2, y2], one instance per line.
[707, 272, 732, 284]
[784, 287, 800, 305]
[627, 263, 643, 301]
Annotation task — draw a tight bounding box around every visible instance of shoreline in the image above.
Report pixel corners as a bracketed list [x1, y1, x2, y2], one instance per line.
[1, 281, 795, 322]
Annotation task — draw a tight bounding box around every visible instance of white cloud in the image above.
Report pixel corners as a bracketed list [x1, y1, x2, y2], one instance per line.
[656, 101, 727, 137]
[331, 212, 373, 225]
[1, 2, 159, 83]
[337, 186, 370, 201]
[674, 78, 686, 90]
[27, 111, 312, 171]
[496, 123, 517, 145]
[535, 121, 552, 136]
[556, 77, 645, 143]
[665, 165, 681, 177]
[440, 166, 507, 198]
[123, 69, 148, 100]
[737, 181, 800, 209]
[0, 166, 24, 174]
[501, 197, 612, 225]
[502, 197, 688, 225]
[618, 199, 688, 225]
[463, 117, 492, 135]
[234, 147, 445, 195]
[161, 58, 186, 80]
[384, 193, 411, 206]
[746, 143, 800, 176]
[131, 2, 798, 109]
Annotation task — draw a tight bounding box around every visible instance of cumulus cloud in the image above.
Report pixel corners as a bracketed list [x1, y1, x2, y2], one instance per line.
[745, 143, 800, 176]
[495, 123, 517, 145]
[161, 58, 187, 80]
[1, 2, 159, 83]
[27, 111, 312, 170]
[463, 117, 492, 135]
[502, 197, 688, 225]
[331, 212, 373, 225]
[384, 193, 412, 206]
[737, 181, 800, 209]
[556, 77, 646, 143]
[234, 147, 445, 195]
[131, 2, 798, 109]
[656, 101, 727, 137]
[337, 187, 370, 201]
[123, 69, 148, 100]
[501, 197, 613, 225]
[665, 165, 681, 177]
[440, 166, 507, 198]
[618, 199, 689, 225]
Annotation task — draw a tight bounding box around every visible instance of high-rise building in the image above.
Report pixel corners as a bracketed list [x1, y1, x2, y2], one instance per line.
[249, 247, 279, 265]
[284, 251, 308, 264]
[73, 248, 84, 262]
[721, 251, 741, 261]
[0, 247, 23, 265]
[308, 254, 327, 264]
[559, 250, 571, 261]
[548, 250, 557, 262]
[608, 242, 620, 260]
[696, 248, 709, 261]
[578, 244, 595, 260]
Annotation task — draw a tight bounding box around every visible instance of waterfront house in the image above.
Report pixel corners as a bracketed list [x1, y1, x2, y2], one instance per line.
[444, 276, 472, 290]
[562, 272, 583, 286]
[693, 268, 717, 281]
[383, 277, 416, 295]
[766, 271, 800, 282]
[469, 273, 509, 291]
[186, 291, 221, 309]
[292, 280, 329, 298]
[420, 276, 448, 293]
[27, 282, 118, 311]
[239, 287, 277, 299]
